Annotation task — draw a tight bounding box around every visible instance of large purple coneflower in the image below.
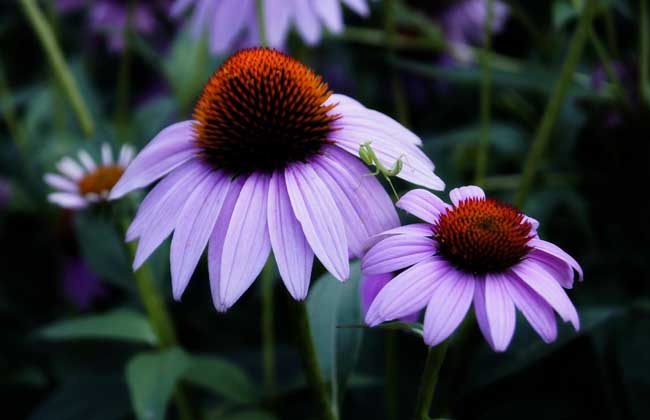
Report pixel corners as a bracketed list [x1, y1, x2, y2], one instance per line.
[45, 143, 135, 209]
[111, 48, 443, 311]
[170, 0, 369, 54]
[57, 0, 170, 51]
[363, 186, 583, 351]
[440, 0, 509, 64]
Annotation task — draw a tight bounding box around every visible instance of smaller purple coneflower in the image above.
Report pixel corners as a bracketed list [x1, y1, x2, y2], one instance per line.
[440, 0, 509, 64]
[62, 257, 107, 311]
[45, 143, 135, 209]
[0, 178, 10, 209]
[170, 0, 369, 54]
[363, 186, 583, 351]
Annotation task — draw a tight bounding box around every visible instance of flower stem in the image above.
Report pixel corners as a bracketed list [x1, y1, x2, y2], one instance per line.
[474, 0, 494, 186]
[256, 0, 268, 47]
[640, 0, 650, 107]
[514, 0, 598, 208]
[261, 259, 276, 397]
[18, 0, 94, 137]
[385, 0, 410, 125]
[385, 330, 398, 420]
[413, 342, 449, 420]
[292, 299, 338, 420]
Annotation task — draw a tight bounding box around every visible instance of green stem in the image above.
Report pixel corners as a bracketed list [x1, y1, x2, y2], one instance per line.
[292, 300, 338, 420]
[0, 61, 27, 156]
[115, 0, 135, 141]
[640, 0, 650, 107]
[385, 331, 398, 420]
[19, 0, 94, 137]
[256, 0, 268, 47]
[514, 0, 598, 208]
[261, 259, 276, 397]
[385, 0, 410, 125]
[474, 0, 494, 186]
[603, 6, 619, 58]
[413, 342, 449, 420]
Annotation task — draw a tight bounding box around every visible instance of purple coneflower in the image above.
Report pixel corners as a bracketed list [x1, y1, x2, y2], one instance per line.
[440, 0, 509, 64]
[170, 0, 369, 54]
[0, 178, 10, 209]
[45, 143, 135, 209]
[110, 48, 443, 311]
[363, 186, 583, 351]
[57, 0, 169, 51]
[62, 257, 107, 311]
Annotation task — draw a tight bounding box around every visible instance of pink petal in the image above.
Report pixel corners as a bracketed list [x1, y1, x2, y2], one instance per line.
[423, 270, 475, 347]
[268, 171, 314, 301]
[484, 273, 516, 352]
[473, 277, 495, 349]
[448, 185, 485, 206]
[529, 238, 583, 281]
[396, 189, 449, 224]
[285, 162, 349, 281]
[528, 249, 574, 289]
[362, 235, 435, 275]
[219, 173, 272, 309]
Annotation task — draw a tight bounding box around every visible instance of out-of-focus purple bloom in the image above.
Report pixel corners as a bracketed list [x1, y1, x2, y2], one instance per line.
[440, 0, 509, 64]
[170, 0, 370, 55]
[0, 178, 10, 209]
[111, 48, 443, 311]
[56, 0, 170, 52]
[62, 258, 107, 311]
[590, 60, 638, 128]
[363, 186, 583, 351]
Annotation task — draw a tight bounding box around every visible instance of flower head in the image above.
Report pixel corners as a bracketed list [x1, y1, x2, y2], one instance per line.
[362, 186, 583, 351]
[440, 0, 509, 64]
[45, 143, 135, 209]
[170, 0, 370, 54]
[111, 48, 443, 311]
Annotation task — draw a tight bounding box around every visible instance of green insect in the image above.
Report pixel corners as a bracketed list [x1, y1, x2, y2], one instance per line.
[359, 141, 404, 201]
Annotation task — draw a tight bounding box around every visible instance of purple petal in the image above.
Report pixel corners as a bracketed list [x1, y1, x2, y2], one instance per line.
[44, 173, 78, 193]
[170, 0, 194, 17]
[342, 0, 369, 16]
[265, 0, 292, 47]
[171, 171, 231, 300]
[423, 270, 475, 347]
[210, 0, 254, 54]
[219, 173, 272, 309]
[528, 250, 574, 289]
[503, 272, 558, 343]
[132, 161, 210, 269]
[396, 189, 449, 224]
[473, 277, 495, 349]
[268, 171, 314, 301]
[292, 0, 321, 45]
[48, 192, 87, 209]
[529, 238, 583, 281]
[363, 223, 433, 250]
[366, 256, 451, 326]
[510, 259, 580, 330]
[313, 0, 343, 33]
[285, 162, 349, 281]
[362, 235, 435, 275]
[207, 177, 245, 312]
[449, 185, 485, 206]
[77, 150, 97, 171]
[484, 273, 516, 352]
[110, 121, 197, 199]
[361, 273, 419, 323]
[57, 157, 85, 181]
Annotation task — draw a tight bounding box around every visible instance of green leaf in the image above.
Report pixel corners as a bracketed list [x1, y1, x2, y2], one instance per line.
[553, 1, 578, 28]
[182, 355, 259, 404]
[307, 262, 363, 401]
[126, 348, 189, 420]
[38, 308, 158, 345]
[207, 410, 277, 420]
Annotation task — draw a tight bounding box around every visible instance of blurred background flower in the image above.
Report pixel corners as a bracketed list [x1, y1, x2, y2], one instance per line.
[62, 257, 107, 311]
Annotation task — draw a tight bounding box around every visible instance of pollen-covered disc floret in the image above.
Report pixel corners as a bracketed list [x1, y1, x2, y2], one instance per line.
[433, 198, 532, 274]
[45, 143, 135, 209]
[193, 48, 337, 174]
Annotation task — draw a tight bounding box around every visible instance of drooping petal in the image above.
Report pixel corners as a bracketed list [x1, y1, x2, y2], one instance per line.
[363, 223, 434, 250]
[341, 0, 369, 16]
[190, 0, 217, 38]
[265, 0, 292, 47]
[268, 171, 314, 301]
[366, 257, 452, 326]
[528, 249, 574, 289]
[207, 177, 245, 312]
[171, 171, 231, 300]
[396, 189, 449, 224]
[510, 259, 580, 330]
[503, 272, 558, 343]
[210, 0, 253, 54]
[473, 277, 495, 349]
[48, 192, 87, 209]
[291, 0, 322, 45]
[449, 185, 485, 206]
[423, 270, 475, 347]
[110, 121, 197, 199]
[44, 173, 78, 193]
[219, 173, 272, 309]
[132, 161, 210, 269]
[56, 157, 85, 181]
[362, 235, 436, 275]
[312, 0, 343, 34]
[285, 162, 349, 281]
[484, 273, 516, 351]
[529, 238, 583, 281]
[361, 274, 420, 323]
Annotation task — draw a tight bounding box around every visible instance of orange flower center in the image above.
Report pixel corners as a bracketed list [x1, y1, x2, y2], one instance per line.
[433, 198, 533, 274]
[78, 165, 125, 196]
[192, 48, 338, 174]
